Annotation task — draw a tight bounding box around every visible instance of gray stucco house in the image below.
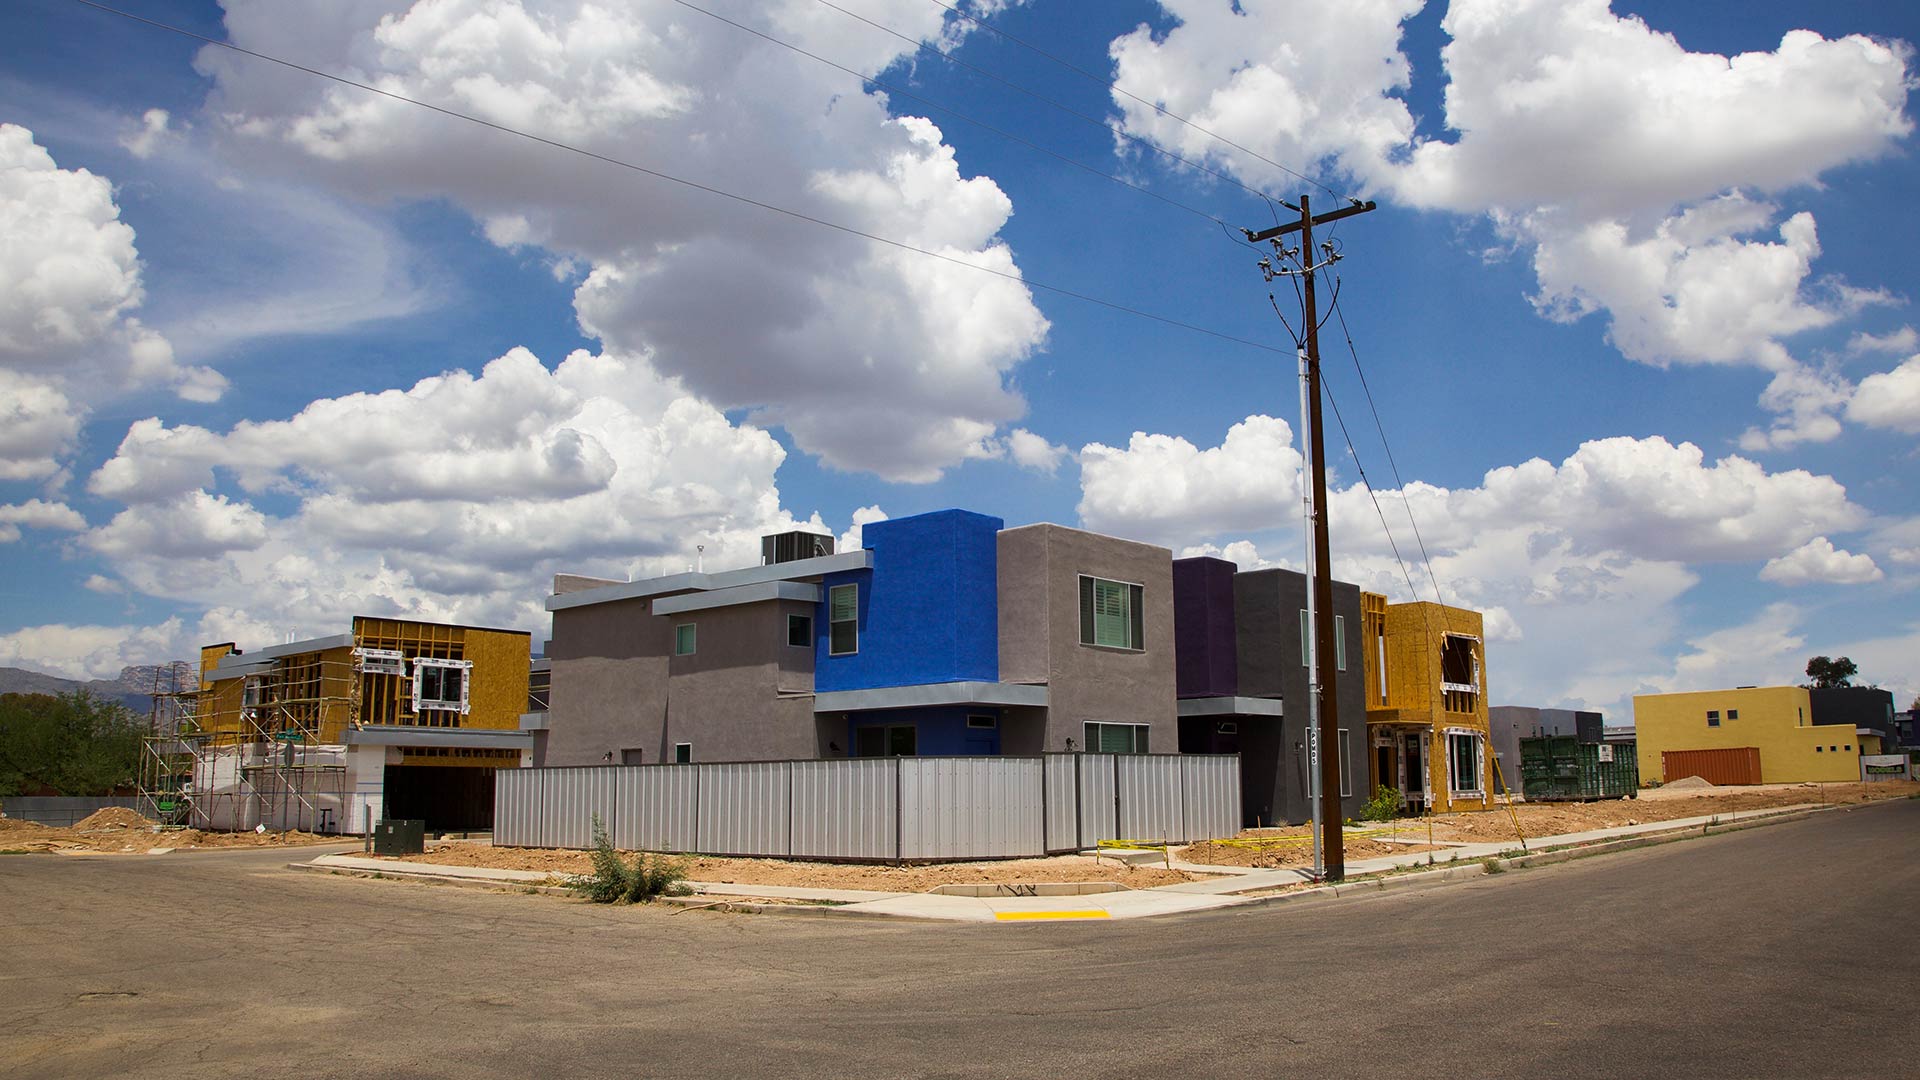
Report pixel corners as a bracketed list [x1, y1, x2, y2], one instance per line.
[539, 510, 1178, 766]
[1171, 556, 1367, 826]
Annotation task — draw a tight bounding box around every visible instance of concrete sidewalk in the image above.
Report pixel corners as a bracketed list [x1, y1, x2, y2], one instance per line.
[295, 803, 1825, 923]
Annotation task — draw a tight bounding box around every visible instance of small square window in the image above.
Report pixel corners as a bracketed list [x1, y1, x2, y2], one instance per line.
[786, 613, 812, 648]
[674, 742, 692, 764]
[1727, 709, 1739, 720]
[1816, 746, 1824, 752]
[674, 623, 696, 656]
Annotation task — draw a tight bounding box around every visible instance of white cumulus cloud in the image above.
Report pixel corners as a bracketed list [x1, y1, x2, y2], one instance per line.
[1847, 354, 1920, 434]
[1759, 537, 1885, 586]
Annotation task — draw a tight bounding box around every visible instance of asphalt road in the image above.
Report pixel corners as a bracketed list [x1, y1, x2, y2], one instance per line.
[2, 799, 1913, 1079]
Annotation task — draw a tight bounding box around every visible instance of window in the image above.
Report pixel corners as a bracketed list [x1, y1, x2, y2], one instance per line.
[1707, 710, 1720, 728]
[412, 658, 471, 714]
[1816, 746, 1824, 753]
[1335, 615, 1347, 672]
[829, 583, 859, 656]
[1079, 576, 1144, 650]
[1216, 721, 1238, 735]
[854, 724, 916, 757]
[1338, 728, 1352, 797]
[1085, 721, 1149, 754]
[966, 714, 997, 729]
[674, 743, 692, 764]
[786, 613, 812, 648]
[1727, 709, 1739, 721]
[674, 623, 696, 656]
[1447, 732, 1481, 794]
[1300, 609, 1311, 666]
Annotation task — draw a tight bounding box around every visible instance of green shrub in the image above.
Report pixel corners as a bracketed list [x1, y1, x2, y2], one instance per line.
[572, 814, 692, 904]
[1482, 858, 1504, 875]
[1360, 785, 1401, 822]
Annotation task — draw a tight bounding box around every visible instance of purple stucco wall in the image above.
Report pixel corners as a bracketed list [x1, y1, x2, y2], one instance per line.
[1173, 557, 1238, 698]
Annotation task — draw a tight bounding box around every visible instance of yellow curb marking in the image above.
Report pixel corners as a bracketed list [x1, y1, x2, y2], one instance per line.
[994, 910, 1111, 921]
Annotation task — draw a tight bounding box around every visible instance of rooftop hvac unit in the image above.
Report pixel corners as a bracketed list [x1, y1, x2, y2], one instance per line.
[762, 530, 835, 565]
[356, 647, 406, 675]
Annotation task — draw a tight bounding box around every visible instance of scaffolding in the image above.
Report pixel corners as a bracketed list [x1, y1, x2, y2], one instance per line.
[137, 651, 362, 834]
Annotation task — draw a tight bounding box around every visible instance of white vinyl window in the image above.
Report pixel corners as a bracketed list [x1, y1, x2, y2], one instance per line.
[829, 583, 859, 656]
[674, 743, 692, 764]
[1079, 576, 1144, 650]
[1335, 615, 1347, 672]
[412, 658, 472, 715]
[1447, 732, 1482, 795]
[356, 647, 406, 675]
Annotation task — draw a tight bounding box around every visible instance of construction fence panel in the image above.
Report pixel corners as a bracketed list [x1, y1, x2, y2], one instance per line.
[492, 768, 544, 847]
[695, 761, 791, 858]
[1180, 754, 1242, 842]
[1042, 753, 1082, 852]
[790, 758, 895, 860]
[535, 766, 621, 849]
[613, 765, 700, 852]
[1116, 755, 1187, 844]
[898, 757, 1043, 860]
[1076, 754, 1120, 849]
[0, 796, 143, 828]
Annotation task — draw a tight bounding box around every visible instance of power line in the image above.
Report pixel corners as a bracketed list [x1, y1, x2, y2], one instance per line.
[68, 0, 1293, 358]
[926, 0, 1343, 199]
[662, 0, 1237, 231]
[1329, 285, 1450, 609]
[808, 0, 1299, 212]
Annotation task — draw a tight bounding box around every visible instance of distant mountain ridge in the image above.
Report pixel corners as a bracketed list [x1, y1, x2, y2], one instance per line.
[0, 662, 195, 715]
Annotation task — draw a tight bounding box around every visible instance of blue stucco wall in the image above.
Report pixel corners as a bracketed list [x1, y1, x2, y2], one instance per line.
[845, 707, 1001, 756]
[814, 509, 1002, 691]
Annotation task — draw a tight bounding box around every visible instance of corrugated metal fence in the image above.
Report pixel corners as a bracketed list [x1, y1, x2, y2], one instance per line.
[1, 796, 144, 827]
[495, 754, 1240, 861]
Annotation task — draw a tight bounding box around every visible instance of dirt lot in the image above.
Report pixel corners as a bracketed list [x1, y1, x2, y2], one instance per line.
[374, 842, 1209, 891]
[1364, 780, 1920, 845]
[0, 810, 340, 855]
[1178, 835, 1442, 868]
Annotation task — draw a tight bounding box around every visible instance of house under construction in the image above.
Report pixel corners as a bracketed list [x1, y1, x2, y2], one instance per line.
[140, 617, 533, 834]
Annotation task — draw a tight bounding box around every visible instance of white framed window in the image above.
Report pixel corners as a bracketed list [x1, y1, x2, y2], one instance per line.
[356, 647, 406, 675]
[1446, 731, 1482, 795]
[412, 658, 472, 715]
[674, 623, 696, 656]
[786, 613, 812, 648]
[1335, 614, 1347, 672]
[1338, 728, 1352, 797]
[1085, 721, 1149, 754]
[674, 742, 692, 764]
[829, 583, 859, 656]
[1079, 576, 1144, 650]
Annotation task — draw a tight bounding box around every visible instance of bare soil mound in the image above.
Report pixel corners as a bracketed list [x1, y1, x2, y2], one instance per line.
[74, 808, 157, 830]
[1661, 776, 1716, 791]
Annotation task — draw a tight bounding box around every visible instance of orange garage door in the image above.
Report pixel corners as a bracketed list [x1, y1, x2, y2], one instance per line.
[1662, 747, 1762, 786]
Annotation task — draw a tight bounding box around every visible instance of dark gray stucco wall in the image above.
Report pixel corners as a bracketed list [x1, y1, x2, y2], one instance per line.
[663, 601, 817, 762]
[1232, 568, 1366, 825]
[997, 524, 1178, 752]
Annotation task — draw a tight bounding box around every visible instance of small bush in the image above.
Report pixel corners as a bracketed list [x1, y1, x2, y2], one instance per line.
[1482, 858, 1504, 875]
[572, 814, 692, 904]
[1360, 785, 1401, 822]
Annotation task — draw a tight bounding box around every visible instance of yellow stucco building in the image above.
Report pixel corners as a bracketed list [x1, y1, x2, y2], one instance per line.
[1361, 594, 1494, 814]
[155, 616, 532, 833]
[1632, 685, 1866, 784]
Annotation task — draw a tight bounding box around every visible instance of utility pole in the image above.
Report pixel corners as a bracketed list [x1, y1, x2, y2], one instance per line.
[1246, 195, 1376, 882]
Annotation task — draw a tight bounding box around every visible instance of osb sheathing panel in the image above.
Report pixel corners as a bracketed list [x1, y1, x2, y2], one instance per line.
[1372, 601, 1492, 814]
[461, 627, 532, 733]
[197, 643, 245, 737]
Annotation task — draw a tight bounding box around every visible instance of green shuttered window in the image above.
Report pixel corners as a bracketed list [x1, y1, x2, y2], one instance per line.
[1085, 721, 1149, 754]
[1078, 576, 1144, 650]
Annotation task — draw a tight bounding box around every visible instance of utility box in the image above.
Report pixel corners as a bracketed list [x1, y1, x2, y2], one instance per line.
[373, 818, 426, 856]
[1521, 736, 1639, 801]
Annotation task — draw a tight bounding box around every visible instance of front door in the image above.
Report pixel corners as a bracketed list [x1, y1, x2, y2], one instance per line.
[1405, 734, 1425, 807]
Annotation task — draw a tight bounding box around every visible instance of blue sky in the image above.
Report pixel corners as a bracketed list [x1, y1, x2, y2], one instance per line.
[1, 0, 1916, 720]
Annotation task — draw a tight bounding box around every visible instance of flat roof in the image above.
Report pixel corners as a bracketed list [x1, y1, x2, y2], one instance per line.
[1176, 696, 1284, 717]
[546, 549, 874, 612]
[812, 681, 1049, 713]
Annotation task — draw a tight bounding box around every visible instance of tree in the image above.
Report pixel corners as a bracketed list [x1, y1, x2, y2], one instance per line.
[0, 692, 144, 797]
[1804, 656, 1858, 689]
